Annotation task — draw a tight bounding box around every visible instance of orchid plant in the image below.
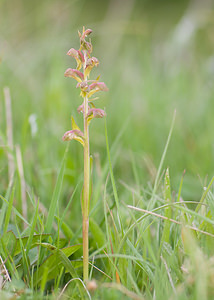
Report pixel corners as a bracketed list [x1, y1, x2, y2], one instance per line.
[62, 27, 108, 282]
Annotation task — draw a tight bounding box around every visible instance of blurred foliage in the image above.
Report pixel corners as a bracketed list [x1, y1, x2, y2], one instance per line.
[1, 0, 214, 205]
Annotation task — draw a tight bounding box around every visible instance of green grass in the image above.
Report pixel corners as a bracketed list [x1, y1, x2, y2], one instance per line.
[1, 0, 214, 299]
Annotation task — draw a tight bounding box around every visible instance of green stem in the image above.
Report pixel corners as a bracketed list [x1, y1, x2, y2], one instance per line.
[83, 52, 90, 282]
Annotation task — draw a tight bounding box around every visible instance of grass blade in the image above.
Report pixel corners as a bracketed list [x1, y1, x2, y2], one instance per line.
[3, 186, 15, 235]
[148, 110, 176, 210]
[160, 168, 172, 249]
[45, 145, 68, 234]
[105, 118, 122, 233]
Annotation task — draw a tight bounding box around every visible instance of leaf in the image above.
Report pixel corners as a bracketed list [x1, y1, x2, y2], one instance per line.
[181, 227, 197, 255]
[57, 248, 85, 298]
[55, 238, 67, 249]
[34, 244, 81, 287]
[87, 89, 98, 98]
[71, 116, 81, 131]
[55, 216, 74, 240]
[0, 182, 14, 230]
[0, 194, 29, 227]
[195, 176, 214, 214]
[25, 199, 39, 256]
[14, 233, 51, 256]
[0, 230, 51, 274]
[207, 191, 214, 217]
[3, 186, 15, 235]
[0, 231, 17, 257]
[204, 214, 214, 254]
[90, 218, 106, 249]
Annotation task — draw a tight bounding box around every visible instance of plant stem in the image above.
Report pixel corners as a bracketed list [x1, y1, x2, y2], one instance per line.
[83, 52, 89, 282]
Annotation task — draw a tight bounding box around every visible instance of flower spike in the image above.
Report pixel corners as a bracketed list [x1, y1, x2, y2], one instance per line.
[62, 27, 108, 282]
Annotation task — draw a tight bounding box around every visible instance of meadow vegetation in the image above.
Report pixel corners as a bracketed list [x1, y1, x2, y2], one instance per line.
[0, 0, 214, 299]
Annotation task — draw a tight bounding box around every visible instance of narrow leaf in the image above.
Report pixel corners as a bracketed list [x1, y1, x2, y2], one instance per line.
[34, 245, 81, 287]
[71, 116, 81, 131]
[90, 218, 106, 249]
[0, 231, 17, 257]
[160, 168, 172, 249]
[3, 186, 15, 235]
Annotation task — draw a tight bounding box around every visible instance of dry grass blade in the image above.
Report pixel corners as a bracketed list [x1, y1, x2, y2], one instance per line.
[0, 255, 11, 289]
[88, 260, 112, 280]
[3, 87, 15, 183]
[16, 145, 27, 228]
[101, 282, 145, 300]
[57, 278, 91, 300]
[127, 205, 214, 238]
[160, 255, 176, 293]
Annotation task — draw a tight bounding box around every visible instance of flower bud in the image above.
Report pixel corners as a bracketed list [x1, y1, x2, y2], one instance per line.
[82, 28, 93, 40]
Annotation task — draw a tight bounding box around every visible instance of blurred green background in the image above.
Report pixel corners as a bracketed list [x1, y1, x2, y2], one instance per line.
[1, 0, 214, 211]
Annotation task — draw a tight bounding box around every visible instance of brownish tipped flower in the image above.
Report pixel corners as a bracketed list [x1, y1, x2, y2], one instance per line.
[77, 103, 84, 114]
[89, 82, 108, 92]
[82, 41, 93, 54]
[64, 68, 84, 82]
[85, 57, 99, 78]
[67, 48, 85, 63]
[87, 57, 99, 67]
[86, 108, 106, 125]
[76, 81, 90, 92]
[62, 129, 84, 147]
[87, 108, 106, 118]
[82, 28, 93, 40]
[62, 129, 84, 141]
[67, 48, 78, 57]
[67, 48, 85, 70]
